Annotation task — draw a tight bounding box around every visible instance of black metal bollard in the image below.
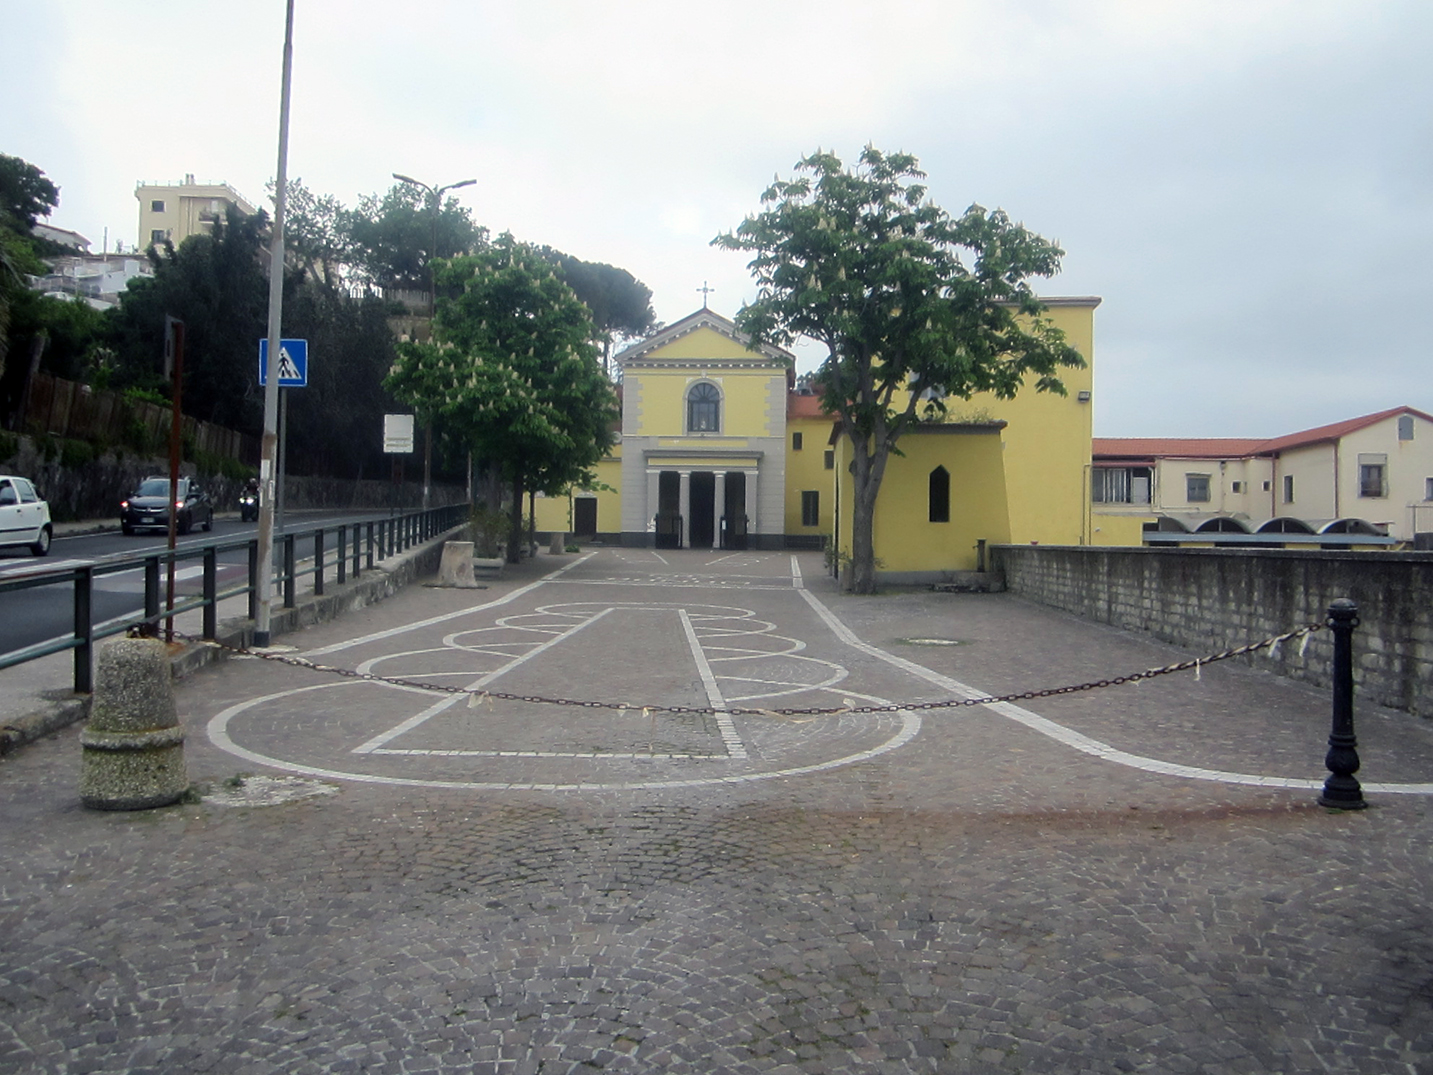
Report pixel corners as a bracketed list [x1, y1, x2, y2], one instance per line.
[1319, 598, 1366, 810]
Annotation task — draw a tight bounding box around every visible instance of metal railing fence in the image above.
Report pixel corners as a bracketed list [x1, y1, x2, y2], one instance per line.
[0, 503, 469, 694]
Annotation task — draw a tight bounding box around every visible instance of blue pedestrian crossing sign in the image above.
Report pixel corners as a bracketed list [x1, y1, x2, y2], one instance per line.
[258, 338, 309, 387]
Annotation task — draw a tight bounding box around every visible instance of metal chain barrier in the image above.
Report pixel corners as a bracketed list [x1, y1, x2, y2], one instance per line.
[166, 622, 1325, 719]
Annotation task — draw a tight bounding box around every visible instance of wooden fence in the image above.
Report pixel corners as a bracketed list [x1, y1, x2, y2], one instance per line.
[20, 373, 258, 464]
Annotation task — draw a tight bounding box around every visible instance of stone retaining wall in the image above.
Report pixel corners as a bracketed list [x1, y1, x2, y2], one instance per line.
[990, 545, 1433, 719]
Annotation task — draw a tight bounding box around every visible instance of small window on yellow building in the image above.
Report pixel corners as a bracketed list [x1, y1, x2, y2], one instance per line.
[929, 467, 950, 523]
[801, 491, 819, 527]
[792, 431, 803, 450]
[823, 450, 834, 470]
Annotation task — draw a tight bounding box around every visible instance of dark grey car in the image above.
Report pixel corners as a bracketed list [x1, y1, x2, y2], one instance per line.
[120, 477, 214, 535]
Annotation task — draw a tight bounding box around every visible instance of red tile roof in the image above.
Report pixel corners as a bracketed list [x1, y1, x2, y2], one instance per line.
[1095, 407, 1433, 461]
[1253, 406, 1433, 453]
[1092, 438, 1267, 460]
[787, 393, 828, 420]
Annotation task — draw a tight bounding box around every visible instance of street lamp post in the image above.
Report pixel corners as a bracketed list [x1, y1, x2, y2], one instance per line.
[391, 173, 475, 512]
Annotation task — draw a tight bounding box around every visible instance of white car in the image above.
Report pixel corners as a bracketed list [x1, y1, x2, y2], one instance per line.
[0, 475, 53, 556]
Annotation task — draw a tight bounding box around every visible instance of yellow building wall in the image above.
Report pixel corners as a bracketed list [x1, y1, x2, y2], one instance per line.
[1088, 512, 1151, 546]
[834, 431, 1011, 573]
[784, 417, 837, 535]
[532, 452, 623, 536]
[958, 303, 1094, 547]
[626, 327, 780, 439]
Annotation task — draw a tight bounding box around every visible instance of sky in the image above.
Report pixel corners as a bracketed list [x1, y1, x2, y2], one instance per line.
[3, 0, 1429, 437]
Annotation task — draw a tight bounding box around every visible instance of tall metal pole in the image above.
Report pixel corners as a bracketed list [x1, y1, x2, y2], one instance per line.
[164, 317, 184, 643]
[255, 0, 295, 648]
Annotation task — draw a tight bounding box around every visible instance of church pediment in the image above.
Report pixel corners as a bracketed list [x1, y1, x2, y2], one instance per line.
[614, 309, 794, 368]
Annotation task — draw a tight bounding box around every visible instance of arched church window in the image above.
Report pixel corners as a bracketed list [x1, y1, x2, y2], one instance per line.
[929, 466, 950, 523]
[687, 382, 721, 432]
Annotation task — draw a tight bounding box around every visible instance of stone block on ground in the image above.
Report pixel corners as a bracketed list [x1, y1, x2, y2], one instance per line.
[80, 636, 187, 810]
[437, 540, 481, 588]
[549, 532, 566, 554]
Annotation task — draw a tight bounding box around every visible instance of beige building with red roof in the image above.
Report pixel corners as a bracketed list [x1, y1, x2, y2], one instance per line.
[1092, 406, 1433, 545]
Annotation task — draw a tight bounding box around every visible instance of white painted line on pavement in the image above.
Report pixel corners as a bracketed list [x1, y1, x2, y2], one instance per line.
[207, 678, 921, 792]
[797, 587, 1433, 795]
[680, 608, 747, 760]
[302, 551, 596, 657]
[351, 606, 613, 754]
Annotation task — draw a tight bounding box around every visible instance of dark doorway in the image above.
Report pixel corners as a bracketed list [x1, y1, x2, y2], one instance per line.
[721, 471, 747, 549]
[690, 472, 716, 548]
[656, 471, 682, 548]
[573, 497, 597, 537]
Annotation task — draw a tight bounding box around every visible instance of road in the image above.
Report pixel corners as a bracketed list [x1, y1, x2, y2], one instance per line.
[0, 511, 382, 657]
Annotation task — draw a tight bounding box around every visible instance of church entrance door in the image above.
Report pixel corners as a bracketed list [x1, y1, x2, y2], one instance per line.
[655, 471, 682, 548]
[573, 497, 597, 537]
[720, 471, 747, 549]
[689, 472, 716, 548]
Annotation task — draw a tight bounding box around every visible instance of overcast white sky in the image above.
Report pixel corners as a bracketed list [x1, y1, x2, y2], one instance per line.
[3, 1, 1429, 437]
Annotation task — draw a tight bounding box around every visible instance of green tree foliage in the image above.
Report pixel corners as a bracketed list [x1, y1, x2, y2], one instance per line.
[5, 291, 106, 381]
[280, 280, 401, 479]
[1, 156, 71, 420]
[275, 178, 354, 289]
[0, 154, 59, 233]
[386, 236, 618, 561]
[347, 183, 486, 292]
[105, 205, 269, 429]
[714, 147, 1083, 593]
[0, 228, 43, 391]
[536, 247, 656, 372]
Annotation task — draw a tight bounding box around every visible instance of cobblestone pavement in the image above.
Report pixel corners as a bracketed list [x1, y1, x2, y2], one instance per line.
[4, 548, 1433, 1074]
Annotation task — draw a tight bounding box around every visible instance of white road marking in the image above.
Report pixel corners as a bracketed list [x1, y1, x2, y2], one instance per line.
[679, 608, 747, 760]
[207, 680, 920, 791]
[350, 607, 613, 753]
[0, 558, 93, 577]
[302, 552, 595, 656]
[797, 587, 1433, 794]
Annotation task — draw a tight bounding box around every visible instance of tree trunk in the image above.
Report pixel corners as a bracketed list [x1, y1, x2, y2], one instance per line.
[527, 489, 537, 556]
[506, 471, 524, 564]
[845, 430, 890, 595]
[849, 486, 878, 592]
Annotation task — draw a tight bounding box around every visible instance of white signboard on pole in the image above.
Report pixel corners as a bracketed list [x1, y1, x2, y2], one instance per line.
[384, 413, 415, 453]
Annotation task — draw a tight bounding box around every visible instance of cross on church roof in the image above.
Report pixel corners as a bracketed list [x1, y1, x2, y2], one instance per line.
[697, 280, 716, 309]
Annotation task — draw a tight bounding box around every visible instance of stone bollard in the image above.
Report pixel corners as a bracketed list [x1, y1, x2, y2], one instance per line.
[549, 531, 566, 555]
[80, 637, 187, 810]
[437, 540, 481, 588]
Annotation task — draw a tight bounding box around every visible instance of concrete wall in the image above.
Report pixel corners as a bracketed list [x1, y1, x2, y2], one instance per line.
[991, 544, 1433, 718]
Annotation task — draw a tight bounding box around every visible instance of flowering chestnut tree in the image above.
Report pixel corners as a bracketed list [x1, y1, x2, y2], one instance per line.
[714, 147, 1084, 593]
[386, 235, 617, 562]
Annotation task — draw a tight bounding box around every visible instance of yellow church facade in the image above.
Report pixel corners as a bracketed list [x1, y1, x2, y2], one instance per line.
[534, 301, 1102, 582]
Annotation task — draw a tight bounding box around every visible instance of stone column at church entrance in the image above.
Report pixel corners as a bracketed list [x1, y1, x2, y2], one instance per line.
[678, 471, 692, 549]
[713, 472, 726, 548]
[744, 469, 758, 545]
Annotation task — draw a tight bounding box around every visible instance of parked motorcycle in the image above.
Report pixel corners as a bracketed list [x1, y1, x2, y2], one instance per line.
[239, 490, 259, 522]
